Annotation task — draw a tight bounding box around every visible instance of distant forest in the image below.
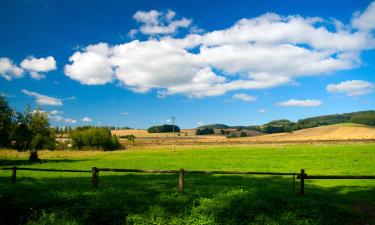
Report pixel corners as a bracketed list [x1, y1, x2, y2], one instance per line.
[198, 111, 375, 134]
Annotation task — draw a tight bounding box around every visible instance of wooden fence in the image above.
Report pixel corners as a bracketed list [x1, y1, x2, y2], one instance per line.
[2, 167, 375, 195]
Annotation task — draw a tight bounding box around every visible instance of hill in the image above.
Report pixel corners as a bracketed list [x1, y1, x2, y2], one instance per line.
[245, 123, 375, 142]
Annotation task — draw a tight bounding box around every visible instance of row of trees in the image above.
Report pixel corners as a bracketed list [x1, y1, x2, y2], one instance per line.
[0, 96, 55, 161]
[69, 126, 121, 150]
[147, 124, 180, 133]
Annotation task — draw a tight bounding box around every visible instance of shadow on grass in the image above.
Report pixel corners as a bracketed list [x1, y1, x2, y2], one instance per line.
[0, 159, 89, 166]
[0, 174, 374, 225]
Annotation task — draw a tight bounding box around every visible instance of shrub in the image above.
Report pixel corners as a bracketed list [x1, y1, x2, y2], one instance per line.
[239, 131, 247, 137]
[69, 127, 121, 150]
[147, 124, 180, 133]
[196, 128, 214, 135]
[227, 133, 237, 138]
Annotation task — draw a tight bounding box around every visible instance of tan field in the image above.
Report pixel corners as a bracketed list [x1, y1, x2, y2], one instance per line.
[112, 123, 375, 146]
[244, 123, 375, 142]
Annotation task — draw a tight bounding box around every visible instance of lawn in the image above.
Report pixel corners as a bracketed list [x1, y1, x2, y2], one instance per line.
[0, 143, 374, 225]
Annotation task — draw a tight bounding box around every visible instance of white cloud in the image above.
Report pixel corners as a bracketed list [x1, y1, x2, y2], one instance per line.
[257, 109, 267, 113]
[49, 110, 63, 115]
[232, 93, 257, 102]
[82, 117, 93, 122]
[21, 89, 63, 106]
[64, 118, 77, 124]
[0, 58, 24, 80]
[64, 43, 114, 85]
[352, 1, 375, 31]
[327, 80, 374, 96]
[20, 56, 56, 80]
[277, 99, 322, 107]
[20, 56, 56, 72]
[131, 9, 192, 36]
[197, 121, 205, 126]
[64, 2, 375, 98]
[122, 112, 129, 116]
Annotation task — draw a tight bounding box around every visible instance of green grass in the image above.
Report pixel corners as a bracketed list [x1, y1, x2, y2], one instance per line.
[1, 143, 375, 225]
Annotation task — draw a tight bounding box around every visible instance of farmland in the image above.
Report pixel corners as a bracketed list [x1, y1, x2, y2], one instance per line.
[1, 143, 375, 225]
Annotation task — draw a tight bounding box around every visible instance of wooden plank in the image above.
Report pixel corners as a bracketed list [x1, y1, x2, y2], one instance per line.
[306, 175, 375, 179]
[1, 167, 91, 173]
[178, 169, 184, 193]
[300, 169, 305, 195]
[98, 168, 180, 173]
[92, 167, 98, 191]
[12, 166, 16, 184]
[185, 170, 297, 175]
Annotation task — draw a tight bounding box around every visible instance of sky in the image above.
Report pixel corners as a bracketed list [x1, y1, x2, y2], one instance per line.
[1, 0, 375, 128]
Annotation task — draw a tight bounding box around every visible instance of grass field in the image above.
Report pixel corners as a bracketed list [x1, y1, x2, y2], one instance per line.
[1, 143, 375, 225]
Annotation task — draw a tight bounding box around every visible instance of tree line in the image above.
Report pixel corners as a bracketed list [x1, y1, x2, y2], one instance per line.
[0, 96, 121, 161]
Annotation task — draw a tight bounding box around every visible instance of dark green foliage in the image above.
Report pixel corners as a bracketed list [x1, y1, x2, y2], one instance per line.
[147, 124, 180, 133]
[239, 131, 247, 137]
[69, 127, 121, 150]
[120, 134, 136, 142]
[350, 112, 375, 126]
[11, 107, 55, 161]
[227, 133, 237, 138]
[198, 124, 229, 129]
[196, 127, 214, 135]
[260, 125, 285, 133]
[0, 96, 14, 147]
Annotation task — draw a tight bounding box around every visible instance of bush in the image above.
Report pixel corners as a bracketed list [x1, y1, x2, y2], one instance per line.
[350, 113, 375, 126]
[227, 133, 237, 138]
[239, 131, 247, 137]
[196, 128, 214, 135]
[147, 124, 180, 133]
[69, 127, 121, 150]
[120, 134, 136, 142]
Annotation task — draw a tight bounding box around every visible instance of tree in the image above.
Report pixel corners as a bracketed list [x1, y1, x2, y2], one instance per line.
[147, 124, 180, 133]
[239, 131, 247, 137]
[28, 108, 56, 161]
[196, 128, 214, 135]
[0, 96, 14, 147]
[69, 126, 121, 150]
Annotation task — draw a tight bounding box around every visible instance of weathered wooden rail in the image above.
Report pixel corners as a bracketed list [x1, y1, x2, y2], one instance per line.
[2, 167, 375, 195]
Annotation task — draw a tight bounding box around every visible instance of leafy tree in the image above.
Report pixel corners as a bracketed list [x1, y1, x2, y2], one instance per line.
[147, 124, 180, 133]
[239, 131, 247, 137]
[69, 127, 121, 150]
[196, 128, 214, 135]
[0, 96, 14, 147]
[28, 108, 56, 161]
[350, 113, 375, 126]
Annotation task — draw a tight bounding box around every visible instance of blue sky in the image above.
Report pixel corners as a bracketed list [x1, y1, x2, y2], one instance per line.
[1, 0, 375, 128]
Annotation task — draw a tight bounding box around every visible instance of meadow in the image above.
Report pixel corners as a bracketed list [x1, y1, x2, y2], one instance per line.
[1, 143, 375, 225]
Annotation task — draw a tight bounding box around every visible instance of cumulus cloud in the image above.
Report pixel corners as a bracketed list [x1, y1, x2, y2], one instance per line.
[131, 9, 192, 36]
[352, 1, 375, 31]
[232, 93, 257, 102]
[0, 58, 24, 80]
[49, 110, 63, 115]
[257, 109, 267, 113]
[22, 89, 63, 106]
[64, 2, 375, 98]
[64, 43, 114, 85]
[277, 99, 322, 107]
[64, 118, 77, 124]
[82, 117, 93, 122]
[20, 56, 56, 80]
[327, 80, 374, 96]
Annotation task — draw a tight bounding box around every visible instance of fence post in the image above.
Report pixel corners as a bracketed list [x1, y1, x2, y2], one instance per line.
[178, 169, 184, 193]
[292, 174, 295, 193]
[300, 169, 305, 195]
[12, 166, 16, 184]
[92, 167, 99, 191]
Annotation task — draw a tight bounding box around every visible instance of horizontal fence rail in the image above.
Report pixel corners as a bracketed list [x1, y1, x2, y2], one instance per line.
[1, 167, 374, 195]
